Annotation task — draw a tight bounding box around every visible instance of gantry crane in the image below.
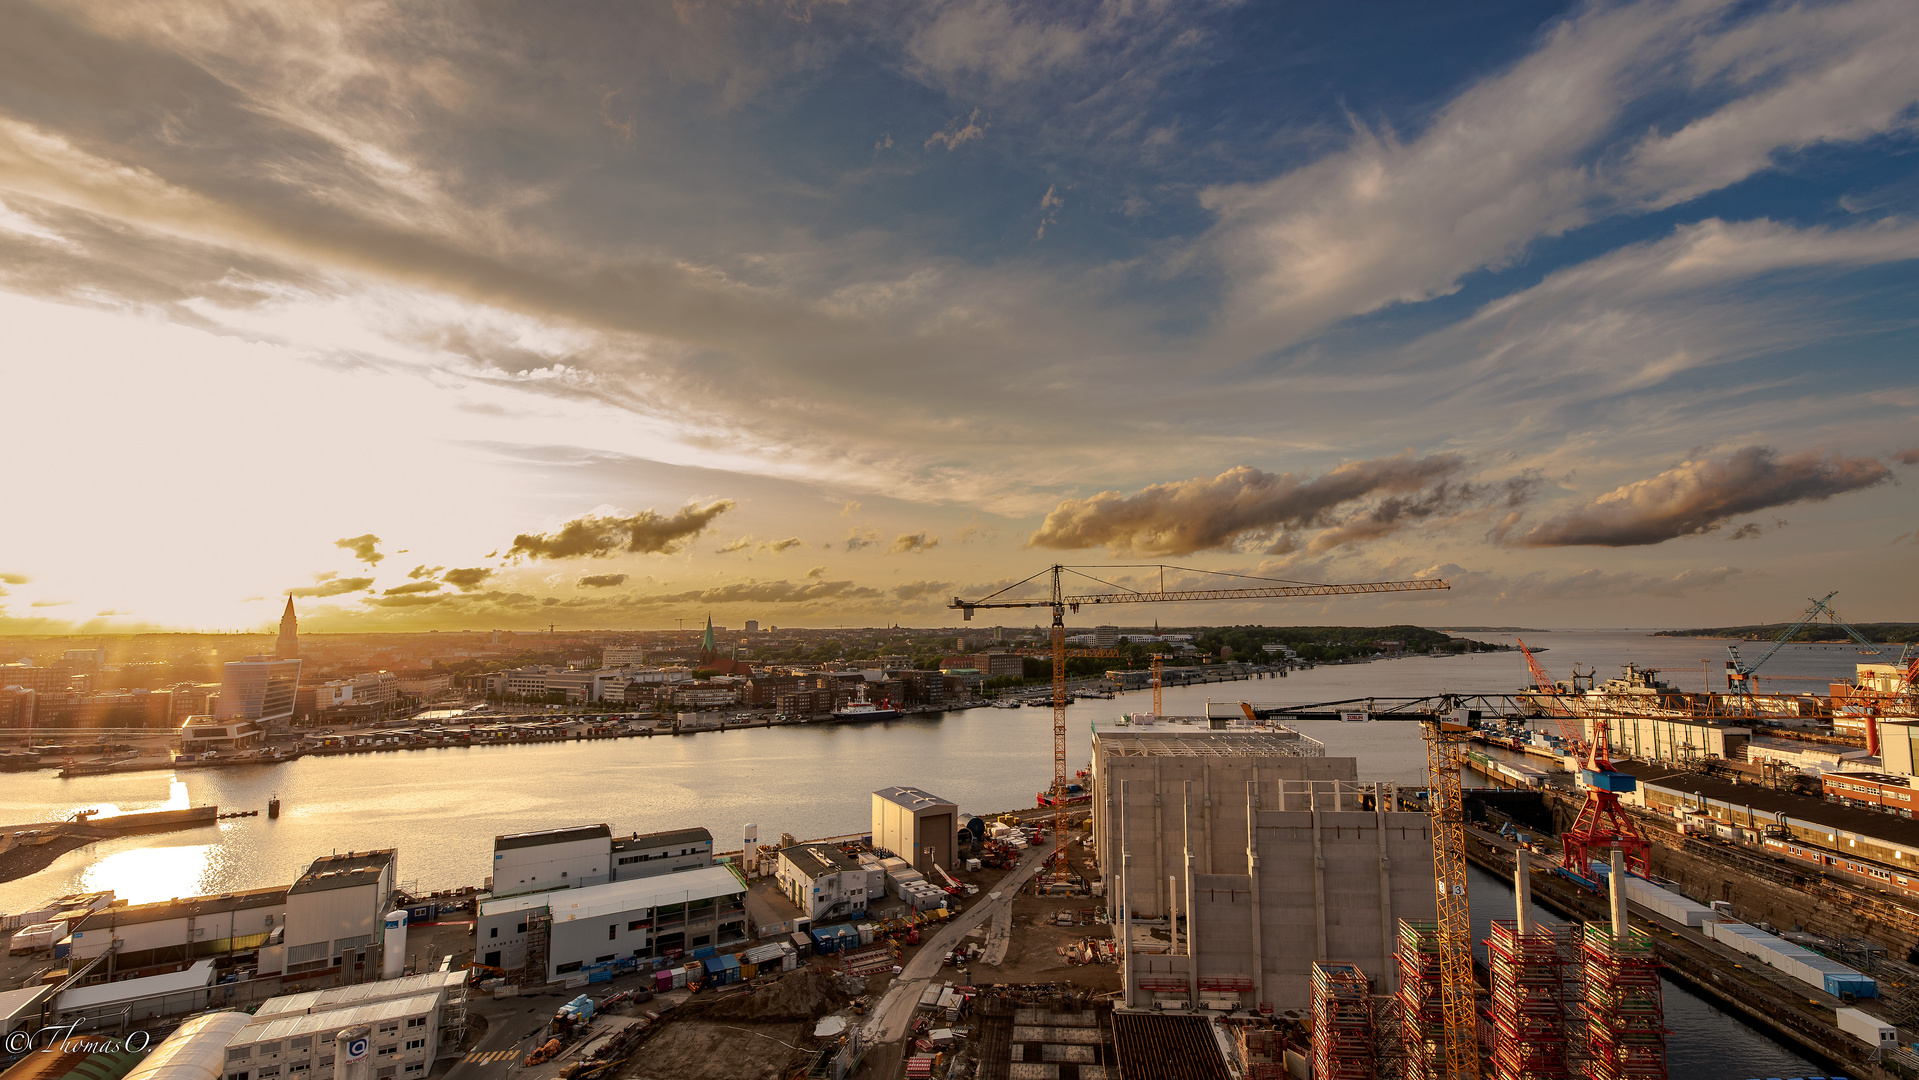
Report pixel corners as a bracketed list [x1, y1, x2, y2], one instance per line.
[1724, 591, 1884, 695]
[949, 564, 1450, 876]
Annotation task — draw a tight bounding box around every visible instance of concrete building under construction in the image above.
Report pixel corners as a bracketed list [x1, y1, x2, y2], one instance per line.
[1089, 723, 1438, 1012]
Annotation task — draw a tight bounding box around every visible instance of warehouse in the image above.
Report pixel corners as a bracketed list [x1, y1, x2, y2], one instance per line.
[871, 787, 958, 878]
[279, 851, 398, 979]
[491, 824, 715, 899]
[475, 864, 747, 981]
[67, 887, 289, 975]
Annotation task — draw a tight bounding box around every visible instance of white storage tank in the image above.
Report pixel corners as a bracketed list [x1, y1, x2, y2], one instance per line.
[381, 910, 407, 979]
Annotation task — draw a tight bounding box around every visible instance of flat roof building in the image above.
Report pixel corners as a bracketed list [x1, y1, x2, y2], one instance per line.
[222, 991, 444, 1080]
[872, 787, 958, 879]
[476, 864, 747, 981]
[775, 844, 881, 923]
[283, 850, 397, 979]
[216, 657, 302, 724]
[491, 824, 714, 899]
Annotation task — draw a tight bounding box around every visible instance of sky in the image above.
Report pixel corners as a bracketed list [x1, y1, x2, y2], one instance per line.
[0, 0, 1915, 634]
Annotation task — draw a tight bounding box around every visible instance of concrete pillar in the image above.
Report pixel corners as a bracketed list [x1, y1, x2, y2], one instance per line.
[1610, 848, 1627, 940]
[1514, 848, 1533, 936]
[1311, 780, 1328, 962]
[1246, 779, 1264, 1010]
[1120, 779, 1134, 1009]
[1375, 782, 1395, 992]
[1152, 762, 1165, 917]
[1184, 780, 1198, 1008]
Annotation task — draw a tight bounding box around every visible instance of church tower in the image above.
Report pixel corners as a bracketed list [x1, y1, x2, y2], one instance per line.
[276, 596, 299, 659]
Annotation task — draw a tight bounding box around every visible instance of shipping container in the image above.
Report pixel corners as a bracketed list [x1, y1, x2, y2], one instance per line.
[1836, 1006, 1898, 1048]
[1704, 920, 1877, 998]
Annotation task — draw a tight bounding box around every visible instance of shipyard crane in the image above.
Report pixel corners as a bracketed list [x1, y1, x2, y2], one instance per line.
[1422, 714, 1481, 1080]
[1723, 592, 1884, 695]
[950, 566, 1449, 881]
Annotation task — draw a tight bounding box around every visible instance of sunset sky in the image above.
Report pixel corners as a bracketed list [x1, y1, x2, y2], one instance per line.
[1, 0, 1915, 633]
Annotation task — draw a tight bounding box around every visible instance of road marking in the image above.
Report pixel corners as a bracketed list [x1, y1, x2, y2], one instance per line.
[463, 1051, 516, 1063]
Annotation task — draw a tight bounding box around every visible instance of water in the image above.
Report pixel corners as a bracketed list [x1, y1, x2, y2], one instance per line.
[1467, 863, 1825, 1078]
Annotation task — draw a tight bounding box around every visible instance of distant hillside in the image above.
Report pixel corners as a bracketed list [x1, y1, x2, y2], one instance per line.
[1655, 623, 1917, 644]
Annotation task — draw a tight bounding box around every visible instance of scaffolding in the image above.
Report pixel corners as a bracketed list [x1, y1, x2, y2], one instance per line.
[1582, 926, 1667, 1080]
[1486, 920, 1572, 1080]
[1397, 920, 1445, 1080]
[515, 908, 551, 987]
[1313, 962, 1378, 1080]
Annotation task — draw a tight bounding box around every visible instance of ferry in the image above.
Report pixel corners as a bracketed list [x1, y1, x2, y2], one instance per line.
[832, 690, 902, 721]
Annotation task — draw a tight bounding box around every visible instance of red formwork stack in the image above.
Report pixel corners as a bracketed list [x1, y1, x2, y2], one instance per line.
[1582, 925, 1667, 1080]
[1486, 919, 1573, 1080]
[1396, 919, 1445, 1080]
[1312, 961, 1377, 1080]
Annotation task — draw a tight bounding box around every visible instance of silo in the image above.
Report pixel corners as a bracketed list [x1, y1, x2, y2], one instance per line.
[382, 910, 408, 979]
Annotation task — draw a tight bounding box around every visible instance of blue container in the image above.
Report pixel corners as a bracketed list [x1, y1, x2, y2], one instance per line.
[406, 904, 434, 924]
[692, 944, 716, 960]
[1826, 972, 1878, 998]
[1583, 770, 1637, 793]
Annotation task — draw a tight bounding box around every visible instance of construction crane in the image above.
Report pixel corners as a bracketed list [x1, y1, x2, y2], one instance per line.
[947, 563, 1450, 881]
[1423, 715, 1480, 1080]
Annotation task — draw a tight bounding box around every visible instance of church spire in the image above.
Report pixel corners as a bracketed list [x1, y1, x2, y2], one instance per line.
[276, 596, 300, 659]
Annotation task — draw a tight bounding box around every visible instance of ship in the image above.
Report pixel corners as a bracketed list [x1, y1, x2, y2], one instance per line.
[831, 689, 902, 721]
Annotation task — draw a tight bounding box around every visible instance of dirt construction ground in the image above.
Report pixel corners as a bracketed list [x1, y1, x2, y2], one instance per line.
[994, 836, 1120, 991]
[621, 1021, 809, 1080]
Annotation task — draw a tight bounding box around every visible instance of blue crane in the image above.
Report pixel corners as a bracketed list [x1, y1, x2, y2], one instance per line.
[1724, 591, 1882, 696]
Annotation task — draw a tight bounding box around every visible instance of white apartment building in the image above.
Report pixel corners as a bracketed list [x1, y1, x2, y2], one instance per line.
[222, 991, 442, 1080]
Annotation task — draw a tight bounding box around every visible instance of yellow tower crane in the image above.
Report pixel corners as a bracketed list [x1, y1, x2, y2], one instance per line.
[950, 564, 1452, 886]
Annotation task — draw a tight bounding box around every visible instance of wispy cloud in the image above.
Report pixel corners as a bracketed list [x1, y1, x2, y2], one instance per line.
[924, 108, 987, 151]
[288, 576, 375, 597]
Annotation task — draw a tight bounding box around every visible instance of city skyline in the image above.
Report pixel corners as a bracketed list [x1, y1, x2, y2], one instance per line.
[2, 0, 1916, 633]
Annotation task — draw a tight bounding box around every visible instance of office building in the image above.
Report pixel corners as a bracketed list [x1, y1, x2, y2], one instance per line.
[216, 657, 302, 724]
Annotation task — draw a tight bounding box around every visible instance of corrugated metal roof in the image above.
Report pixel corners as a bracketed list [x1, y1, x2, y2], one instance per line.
[872, 786, 956, 811]
[611, 826, 711, 851]
[72, 887, 289, 933]
[251, 971, 466, 1018]
[230, 992, 443, 1046]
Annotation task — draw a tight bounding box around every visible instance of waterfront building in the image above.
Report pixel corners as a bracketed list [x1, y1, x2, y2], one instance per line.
[179, 717, 263, 754]
[68, 885, 289, 976]
[612, 827, 714, 878]
[1090, 724, 1436, 1012]
[1577, 714, 1751, 768]
[491, 824, 715, 899]
[216, 657, 302, 724]
[475, 864, 747, 978]
[312, 672, 400, 721]
[871, 787, 959, 878]
[222, 988, 446, 1080]
[0, 662, 63, 694]
[0, 685, 31, 727]
[282, 850, 399, 979]
[775, 844, 881, 922]
[939, 653, 1024, 679]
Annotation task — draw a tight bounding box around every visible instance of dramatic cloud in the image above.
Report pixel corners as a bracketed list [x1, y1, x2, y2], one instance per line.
[890, 532, 939, 554]
[507, 500, 736, 560]
[287, 576, 375, 598]
[1510, 447, 1891, 547]
[577, 574, 628, 588]
[442, 568, 493, 591]
[1030, 453, 1466, 556]
[334, 535, 385, 565]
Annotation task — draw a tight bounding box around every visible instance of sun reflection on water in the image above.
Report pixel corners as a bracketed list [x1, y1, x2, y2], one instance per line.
[78, 842, 214, 904]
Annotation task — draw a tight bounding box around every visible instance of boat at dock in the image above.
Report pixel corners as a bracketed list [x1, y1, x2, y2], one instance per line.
[831, 689, 902, 722]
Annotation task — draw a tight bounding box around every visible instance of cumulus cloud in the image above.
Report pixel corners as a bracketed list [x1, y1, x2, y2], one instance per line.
[335, 534, 385, 565]
[442, 567, 493, 591]
[1030, 453, 1466, 556]
[845, 527, 881, 551]
[890, 532, 939, 554]
[405, 564, 444, 580]
[382, 581, 443, 596]
[716, 535, 806, 556]
[578, 574, 628, 588]
[507, 500, 735, 559]
[1894, 448, 1919, 466]
[288, 576, 375, 597]
[1509, 446, 1890, 547]
[766, 537, 805, 553]
[0, 573, 29, 585]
